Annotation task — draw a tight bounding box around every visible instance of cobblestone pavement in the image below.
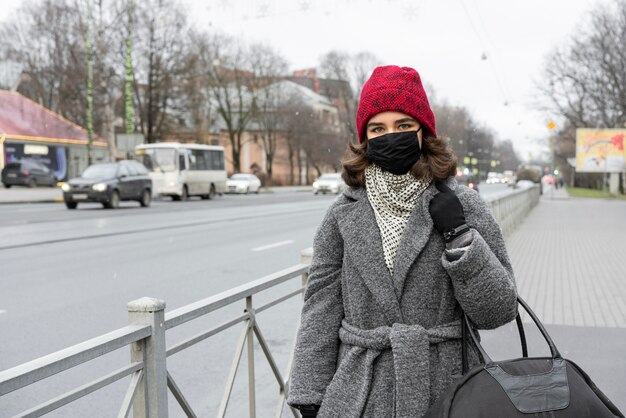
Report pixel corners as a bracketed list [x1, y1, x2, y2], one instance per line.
[507, 187, 626, 328]
[479, 188, 626, 413]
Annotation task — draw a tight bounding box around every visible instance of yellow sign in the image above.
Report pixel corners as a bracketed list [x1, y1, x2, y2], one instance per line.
[576, 129, 625, 173]
[547, 121, 556, 130]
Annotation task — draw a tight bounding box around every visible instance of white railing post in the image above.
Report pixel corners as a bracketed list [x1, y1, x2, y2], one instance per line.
[246, 295, 256, 418]
[300, 248, 313, 294]
[127, 297, 168, 418]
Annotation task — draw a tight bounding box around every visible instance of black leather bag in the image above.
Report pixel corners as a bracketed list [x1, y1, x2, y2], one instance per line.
[425, 297, 624, 418]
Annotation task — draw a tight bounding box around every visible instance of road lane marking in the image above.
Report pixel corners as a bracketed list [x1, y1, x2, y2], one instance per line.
[0, 206, 326, 251]
[252, 240, 295, 252]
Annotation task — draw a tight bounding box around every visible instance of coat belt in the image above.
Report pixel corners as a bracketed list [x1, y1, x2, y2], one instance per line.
[318, 319, 462, 418]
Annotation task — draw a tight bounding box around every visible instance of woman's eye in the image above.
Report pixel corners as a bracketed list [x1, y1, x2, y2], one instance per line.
[371, 127, 384, 133]
[398, 123, 413, 130]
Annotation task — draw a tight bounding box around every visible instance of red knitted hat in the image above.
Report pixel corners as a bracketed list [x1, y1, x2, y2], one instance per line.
[356, 65, 437, 143]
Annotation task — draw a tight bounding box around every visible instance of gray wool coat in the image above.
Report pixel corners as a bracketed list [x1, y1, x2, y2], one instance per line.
[287, 177, 518, 418]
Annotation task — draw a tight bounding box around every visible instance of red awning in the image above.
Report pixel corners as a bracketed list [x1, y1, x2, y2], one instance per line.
[0, 90, 107, 146]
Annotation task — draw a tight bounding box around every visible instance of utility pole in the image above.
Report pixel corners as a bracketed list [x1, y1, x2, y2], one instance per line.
[85, 0, 94, 165]
[125, 0, 134, 135]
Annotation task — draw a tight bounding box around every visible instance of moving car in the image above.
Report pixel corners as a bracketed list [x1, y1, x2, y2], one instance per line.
[456, 174, 480, 193]
[486, 172, 502, 184]
[313, 173, 345, 195]
[61, 160, 152, 209]
[225, 173, 261, 194]
[1, 159, 57, 188]
[502, 170, 516, 184]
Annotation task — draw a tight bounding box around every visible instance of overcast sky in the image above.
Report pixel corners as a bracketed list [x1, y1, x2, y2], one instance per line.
[1, 0, 601, 161]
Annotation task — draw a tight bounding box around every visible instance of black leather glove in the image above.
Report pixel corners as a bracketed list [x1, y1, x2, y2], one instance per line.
[295, 405, 320, 418]
[429, 180, 469, 242]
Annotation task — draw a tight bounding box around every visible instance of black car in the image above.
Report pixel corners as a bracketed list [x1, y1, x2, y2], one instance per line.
[1, 159, 57, 188]
[62, 160, 152, 209]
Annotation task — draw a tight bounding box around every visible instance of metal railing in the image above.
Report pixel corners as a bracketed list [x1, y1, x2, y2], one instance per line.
[0, 187, 541, 417]
[0, 249, 313, 418]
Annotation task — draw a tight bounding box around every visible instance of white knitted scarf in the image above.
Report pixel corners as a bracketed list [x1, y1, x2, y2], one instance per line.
[365, 164, 430, 275]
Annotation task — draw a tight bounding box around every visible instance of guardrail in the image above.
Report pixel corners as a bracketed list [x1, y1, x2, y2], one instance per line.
[0, 186, 540, 417]
[483, 184, 541, 237]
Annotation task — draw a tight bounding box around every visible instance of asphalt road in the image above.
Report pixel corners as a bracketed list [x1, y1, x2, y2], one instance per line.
[0, 184, 514, 417]
[0, 191, 338, 417]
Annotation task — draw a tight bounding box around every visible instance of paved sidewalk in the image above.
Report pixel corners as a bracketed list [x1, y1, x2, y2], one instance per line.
[0, 186, 63, 204]
[508, 188, 626, 328]
[481, 189, 626, 412]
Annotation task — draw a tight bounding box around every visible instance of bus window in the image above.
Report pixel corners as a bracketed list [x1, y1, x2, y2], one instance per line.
[137, 148, 177, 172]
[190, 149, 209, 171]
[209, 150, 224, 170]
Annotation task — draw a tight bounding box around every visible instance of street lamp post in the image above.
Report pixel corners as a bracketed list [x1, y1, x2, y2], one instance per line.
[548, 121, 556, 176]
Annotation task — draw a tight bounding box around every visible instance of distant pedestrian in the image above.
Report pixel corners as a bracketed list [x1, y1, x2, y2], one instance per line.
[287, 65, 518, 417]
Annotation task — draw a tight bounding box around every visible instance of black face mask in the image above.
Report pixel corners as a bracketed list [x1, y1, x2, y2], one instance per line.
[366, 129, 422, 175]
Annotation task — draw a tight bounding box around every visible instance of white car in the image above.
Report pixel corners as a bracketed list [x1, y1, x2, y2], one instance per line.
[226, 173, 261, 194]
[313, 173, 346, 195]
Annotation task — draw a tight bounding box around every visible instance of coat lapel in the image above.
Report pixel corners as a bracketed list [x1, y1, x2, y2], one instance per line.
[335, 188, 403, 324]
[391, 178, 458, 297]
[390, 185, 436, 297]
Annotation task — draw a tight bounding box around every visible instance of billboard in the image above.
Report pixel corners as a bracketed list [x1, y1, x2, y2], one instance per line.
[3, 142, 69, 180]
[576, 129, 625, 173]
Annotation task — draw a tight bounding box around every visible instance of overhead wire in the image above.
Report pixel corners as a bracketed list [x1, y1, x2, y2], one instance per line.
[458, 0, 510, 106]
[471, 0, 513, 102]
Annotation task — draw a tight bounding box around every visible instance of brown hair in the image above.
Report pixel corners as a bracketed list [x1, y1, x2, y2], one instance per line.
[341, 136, 457, 188]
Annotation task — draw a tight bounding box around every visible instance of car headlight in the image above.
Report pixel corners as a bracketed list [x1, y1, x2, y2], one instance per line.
[92, 183, 108, 192]
[313, 182, 319, 188]
[169, 181, 176, 187]
[61, 183, 71, 192]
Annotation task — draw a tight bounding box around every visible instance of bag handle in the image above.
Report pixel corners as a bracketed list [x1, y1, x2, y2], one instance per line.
[461, 296, 559, 371]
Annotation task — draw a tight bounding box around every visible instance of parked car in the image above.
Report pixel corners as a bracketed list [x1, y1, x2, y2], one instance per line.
[1, 159, 57, 188]
[313, 173, 346, 195]
[225, 173, 261, 194]
[61, 160, 152, 209]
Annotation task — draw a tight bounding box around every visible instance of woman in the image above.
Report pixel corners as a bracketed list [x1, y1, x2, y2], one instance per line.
[287, 65, 518, 418]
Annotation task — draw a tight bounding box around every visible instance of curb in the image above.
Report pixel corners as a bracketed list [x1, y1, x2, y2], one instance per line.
[0, 198, 63, 205]
[0, 187, 315, 204]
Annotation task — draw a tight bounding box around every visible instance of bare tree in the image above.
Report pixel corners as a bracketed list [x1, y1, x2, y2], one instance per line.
[495, 139, 521, 171]
[537, 0, 626, 128]
[194, 32, 258, 173]
[279, 98, 309, 185]
[249, 44, 289, 182]
[0, 0, 121, 140]
[432, 101, 473, 155]
[319, 50, 382, 143]
[536, 0, 626, 185]
[131, 0, 189, 143]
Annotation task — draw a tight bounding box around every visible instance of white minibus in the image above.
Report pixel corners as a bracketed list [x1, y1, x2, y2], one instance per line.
[135, 143, 226, 200]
